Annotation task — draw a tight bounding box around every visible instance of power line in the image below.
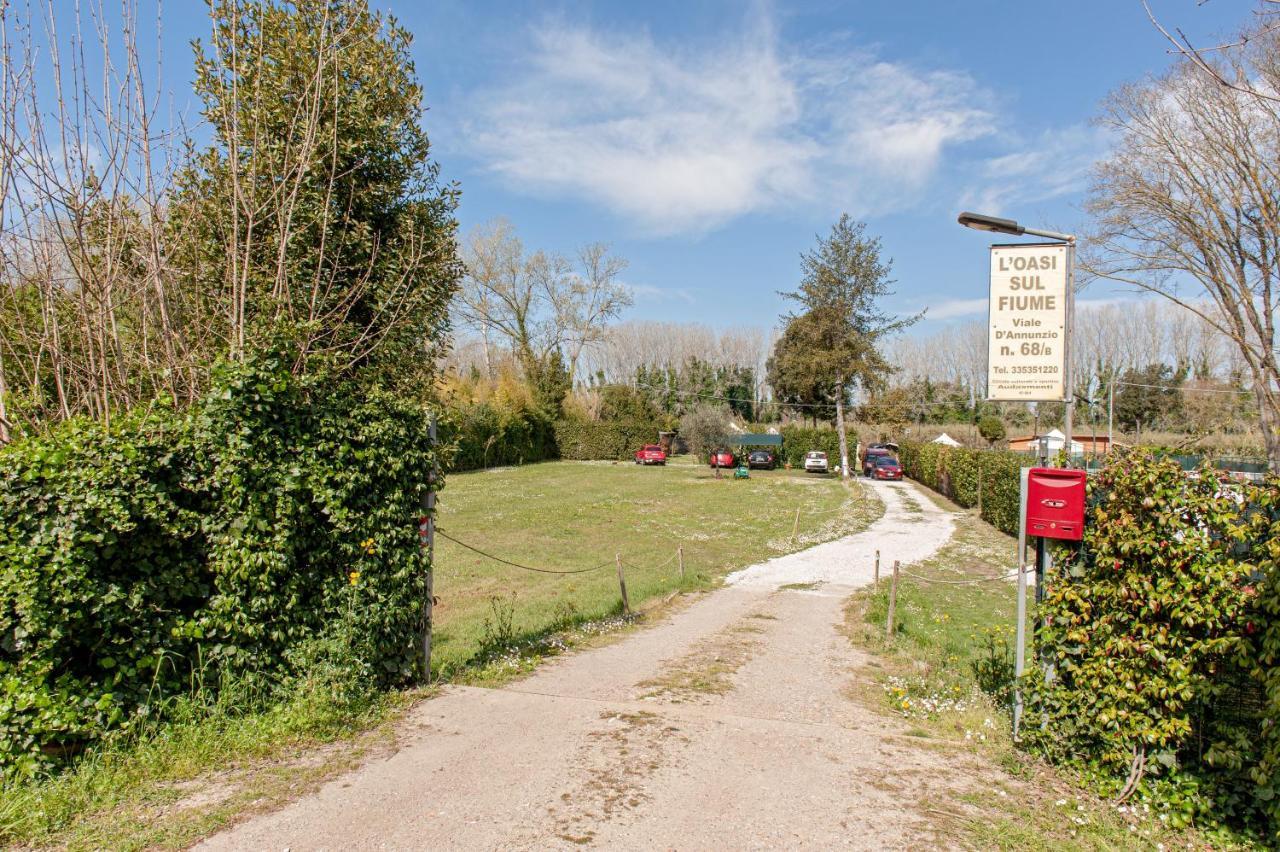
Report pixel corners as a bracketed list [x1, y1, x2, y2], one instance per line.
[633, 382, 990, 410]
[1112, 380, 1254, 396]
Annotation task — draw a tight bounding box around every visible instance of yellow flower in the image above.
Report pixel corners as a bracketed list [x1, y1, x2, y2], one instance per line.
[361, 537, 376, 555]
[348, 571, 360, 586]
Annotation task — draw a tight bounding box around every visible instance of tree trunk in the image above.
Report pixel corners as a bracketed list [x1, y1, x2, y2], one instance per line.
[1256, 372, 1280, 472]
[0, 349, 10, 444]
[835, 377, 850, 480]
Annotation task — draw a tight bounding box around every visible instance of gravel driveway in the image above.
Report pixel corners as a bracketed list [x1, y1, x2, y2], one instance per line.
[199, 479, 976, 851]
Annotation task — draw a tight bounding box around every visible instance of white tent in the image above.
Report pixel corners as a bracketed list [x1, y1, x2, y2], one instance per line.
[931, 432, 962, 447]
[1041, 428, 1084, 456]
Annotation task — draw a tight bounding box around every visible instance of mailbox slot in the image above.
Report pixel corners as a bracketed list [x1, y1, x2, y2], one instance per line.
[1025, 467, 1086, 541]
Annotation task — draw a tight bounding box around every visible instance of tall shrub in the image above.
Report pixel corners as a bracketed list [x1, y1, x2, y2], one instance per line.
[897, 441, 1022, 535]
[0, 354, 438, 779]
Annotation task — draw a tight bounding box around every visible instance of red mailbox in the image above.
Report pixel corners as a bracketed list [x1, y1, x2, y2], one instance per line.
[1026, 467, 1087, 541]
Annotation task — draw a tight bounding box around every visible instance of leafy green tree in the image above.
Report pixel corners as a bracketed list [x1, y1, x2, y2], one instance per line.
[1115, 363, 1184, 434]
[767, 313, 836, 424]
[174, 0, 462, 385]
[978, 415, 1006, 446]
[679, 403, 732, 461]
[598, 384, 659, 422]
[774, 215, 918, 476]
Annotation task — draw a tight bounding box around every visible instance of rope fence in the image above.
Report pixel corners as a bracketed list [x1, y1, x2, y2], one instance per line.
[435, 488, 869, 616]
[435, 529, 615, 575]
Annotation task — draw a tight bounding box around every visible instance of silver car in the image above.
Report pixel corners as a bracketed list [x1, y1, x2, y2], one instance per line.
[803, 450, 829, 473]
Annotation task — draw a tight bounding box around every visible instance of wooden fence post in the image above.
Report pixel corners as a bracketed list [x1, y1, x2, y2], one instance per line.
[678, 545, 685, 581]
[616, 553, 631, 615]
[791, 505, 801, 543]
[419, 414, 438, 684]
[874, 549, 880, 584]
[885, 560, 900, 641]
[977, 463, 984, 516]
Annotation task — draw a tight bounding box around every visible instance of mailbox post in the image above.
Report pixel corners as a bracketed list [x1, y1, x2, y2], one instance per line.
[1014, 467, 1088, 738]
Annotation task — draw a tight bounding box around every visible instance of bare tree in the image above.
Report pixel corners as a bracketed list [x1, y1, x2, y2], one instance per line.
[563, 242, 630, 384]
[457, 218, 523, 378]
[455, 219, 630, 383]
[1085, 24, 1280, 467]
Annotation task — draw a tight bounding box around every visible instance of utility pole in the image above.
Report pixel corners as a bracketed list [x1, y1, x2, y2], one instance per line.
[1108, 380, 1115, 452]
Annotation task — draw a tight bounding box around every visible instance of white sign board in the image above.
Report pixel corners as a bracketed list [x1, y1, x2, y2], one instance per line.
[987, 243, 1069, 401]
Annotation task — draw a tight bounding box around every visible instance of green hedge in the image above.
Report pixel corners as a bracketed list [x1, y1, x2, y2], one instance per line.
[444, 403, 557, 471]
[0, 355, 437, 779]
[897, 441, 1023, 535]
[899, 442, 1280, 837]
[777, 424, 857, 469]
[553, 419, 662, 461]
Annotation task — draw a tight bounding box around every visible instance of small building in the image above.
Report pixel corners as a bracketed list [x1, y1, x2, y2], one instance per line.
[1007, 428, 1119, 458]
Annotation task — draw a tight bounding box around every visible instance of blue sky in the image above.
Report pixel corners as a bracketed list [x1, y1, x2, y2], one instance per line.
[145, 1, 1246, 334]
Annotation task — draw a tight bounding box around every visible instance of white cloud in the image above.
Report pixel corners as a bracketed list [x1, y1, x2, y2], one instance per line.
[628, 282, 695, 304]
[958, 125, 1114, 215]
[925, 297, 989, 320]
[461, 14, 996, 234]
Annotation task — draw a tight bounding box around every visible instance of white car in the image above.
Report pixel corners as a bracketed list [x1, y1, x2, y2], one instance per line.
[803, 450, 829, 473]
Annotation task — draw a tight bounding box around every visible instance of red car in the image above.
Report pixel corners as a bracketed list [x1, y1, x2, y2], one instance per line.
[634, 444, 667, 465]
[708, 449, 736, 468]
[870, 456, 903, 480]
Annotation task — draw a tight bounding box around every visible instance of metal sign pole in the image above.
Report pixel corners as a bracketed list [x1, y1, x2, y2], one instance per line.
[1063, 240, 1076, 467]
[1013, 466, 1030, 739]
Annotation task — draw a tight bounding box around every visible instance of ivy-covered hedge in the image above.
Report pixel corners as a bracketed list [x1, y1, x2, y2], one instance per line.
[1024, 452, 1279, 837]
[0, 355, 436, 780]
[897, 441, 1024, 535]
[777, 424, 857, 469]
[553, 419, 662, 461]
[900, 442, 1280, 836]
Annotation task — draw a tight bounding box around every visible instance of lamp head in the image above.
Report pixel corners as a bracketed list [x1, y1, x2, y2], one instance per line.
[957, 211, 1025, 236]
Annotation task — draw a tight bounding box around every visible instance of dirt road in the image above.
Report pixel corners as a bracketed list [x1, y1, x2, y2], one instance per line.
[199, 480, 978, 850]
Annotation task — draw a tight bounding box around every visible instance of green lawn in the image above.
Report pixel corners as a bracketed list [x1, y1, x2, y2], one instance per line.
[432, 455, 882, 676]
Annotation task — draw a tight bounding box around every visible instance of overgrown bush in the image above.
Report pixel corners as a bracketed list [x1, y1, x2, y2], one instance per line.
[0, 354, 437, 780]
[445, 402, 557, 471]
[553, 418, 661, 461]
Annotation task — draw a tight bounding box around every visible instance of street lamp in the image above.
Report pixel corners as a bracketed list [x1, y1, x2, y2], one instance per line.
[959, 211, 1078, 743]
[957, 211, 1076, 244]
[957, 211, 1077, 467]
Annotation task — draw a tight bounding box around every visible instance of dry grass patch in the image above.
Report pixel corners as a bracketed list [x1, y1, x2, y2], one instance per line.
[636, 619, 767, 703]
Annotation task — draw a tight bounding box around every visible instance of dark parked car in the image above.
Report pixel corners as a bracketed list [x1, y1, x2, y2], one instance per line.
[747, 449, 776, 470]
[870, 456, 903, 481]
[634, 444, 667, 465]
[709, 449, 736, 468]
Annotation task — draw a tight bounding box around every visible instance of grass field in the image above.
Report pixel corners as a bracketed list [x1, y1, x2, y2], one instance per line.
[432, 455, 882, 677]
